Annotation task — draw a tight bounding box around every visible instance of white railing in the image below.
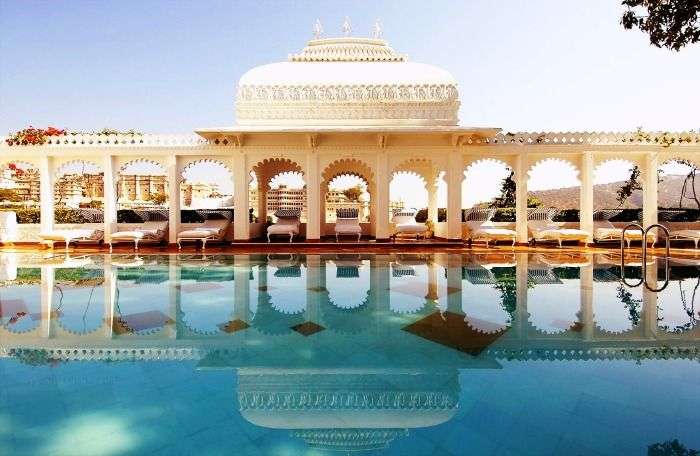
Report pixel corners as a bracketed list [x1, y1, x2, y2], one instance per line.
[469, 131, 700, 146]
[1, 134, 208, 147]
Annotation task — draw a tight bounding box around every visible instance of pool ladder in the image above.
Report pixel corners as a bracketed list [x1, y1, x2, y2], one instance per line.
[620, 223, 670, 292]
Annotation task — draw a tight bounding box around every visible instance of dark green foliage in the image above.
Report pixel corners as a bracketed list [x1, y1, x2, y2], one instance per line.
[622, 1, 700, 51]
[648, 439, 699, 456]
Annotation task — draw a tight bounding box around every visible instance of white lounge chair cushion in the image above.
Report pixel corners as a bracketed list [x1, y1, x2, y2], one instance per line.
[533, 228, 589, 241]
[473, 227, 516, 240]
[178, 219, 229, 240]
[669, 229, 700, 240]
[39, 229, 103, 242]
[111, 228, 164, 241]
[594, 227, 655, 241]
[267, 224, 299, 235]
[177, 228, 220, 239]
[335, 218, 361, 234]
[395, 223, 427, 234]
[466, 220, 515, 241]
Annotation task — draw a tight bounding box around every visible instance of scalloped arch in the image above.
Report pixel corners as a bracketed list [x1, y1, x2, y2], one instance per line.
[54, 159, 102, 178]
[119, 158, 167, 175]
[465, 158, 512, 173]
[321, 158, 375, 192]
[392, 157, 439, 185]
[181, 158, 233, 180]
[251, 158, 304, 188]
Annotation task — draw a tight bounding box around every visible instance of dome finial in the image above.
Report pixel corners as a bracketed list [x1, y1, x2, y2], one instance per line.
[341, 16, 352, 36]
[372, 18, 383, 39]
[313, 18, 324, 39]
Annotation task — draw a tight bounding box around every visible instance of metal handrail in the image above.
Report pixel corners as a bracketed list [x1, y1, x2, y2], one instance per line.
[621, 223, 644, 287]
[620, 223, 670, 292]
[643, 224, 670, 292]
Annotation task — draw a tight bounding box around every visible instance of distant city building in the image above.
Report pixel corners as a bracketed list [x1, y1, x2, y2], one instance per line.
[181, 181, 233, 208]
[0, 166, 40, 202]
[325, 190, 369, 222]
[118, 174, 167, 208]
[266, 185, 307, 218]
[54, 173, 104, 208]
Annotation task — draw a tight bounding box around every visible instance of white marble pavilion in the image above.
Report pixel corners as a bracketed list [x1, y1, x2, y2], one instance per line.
[1, 29, 699, 243]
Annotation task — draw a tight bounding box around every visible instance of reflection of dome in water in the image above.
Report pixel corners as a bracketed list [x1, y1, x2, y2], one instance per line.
[290, 428, 408, 452]
[238, 370, 459, 452]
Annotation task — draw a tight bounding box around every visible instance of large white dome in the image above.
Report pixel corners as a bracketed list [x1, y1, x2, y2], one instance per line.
[235, 37, 460, 127]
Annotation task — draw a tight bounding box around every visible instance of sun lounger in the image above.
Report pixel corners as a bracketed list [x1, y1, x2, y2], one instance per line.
[177, 217, 231, 250]
[390, 209, 428, 240]
[528, 208, 590, 247]
[464, 208, 516, 247]
[39, 228, 104, 250]
[593, 210, 655, 247]
[267, 209, 301, 242]
[667, 229, 700, 248]
[109, 221, 168, 252]
[334, 208, 362, 241]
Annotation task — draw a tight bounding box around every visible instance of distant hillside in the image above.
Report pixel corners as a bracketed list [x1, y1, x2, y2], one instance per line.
[528, 174, 699, 210]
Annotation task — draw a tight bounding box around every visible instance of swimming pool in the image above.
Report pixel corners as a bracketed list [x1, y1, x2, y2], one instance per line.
[0, 251, 699, 455]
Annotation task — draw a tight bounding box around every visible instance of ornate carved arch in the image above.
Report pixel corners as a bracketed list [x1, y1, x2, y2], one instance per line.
[54, 159, 102, 178]
[392, 157, 440, 186]
[181, 158, 233, 181]
[528, 157, 580, 185]
[251, 158, 304, 190]
[321, 158, 375, 193]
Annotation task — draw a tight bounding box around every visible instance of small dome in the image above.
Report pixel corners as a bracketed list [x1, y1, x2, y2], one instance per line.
[235, 37, 460, 127]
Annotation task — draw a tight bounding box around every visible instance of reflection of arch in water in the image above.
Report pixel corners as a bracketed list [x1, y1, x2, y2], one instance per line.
[657, 277, 700, 334]
[0, 282, 41, 334]
[53, 268, 105, 336]
[322, 258, 371, 334]
[114, 265, 172, 336]
[592, 282, 639, 334]
[527, 268, 581, 334]
[389, 261, 429, 314]
[238, 370, 459, 453]
[178, 266, 235, 335]
[267, 258, 307, 315]
[252, 295, 305, 336]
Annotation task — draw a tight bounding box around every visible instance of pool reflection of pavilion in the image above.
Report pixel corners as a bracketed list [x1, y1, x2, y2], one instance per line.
[1, 252, 700, 452]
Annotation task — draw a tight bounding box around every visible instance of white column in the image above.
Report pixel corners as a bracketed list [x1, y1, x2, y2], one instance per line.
[446, 254, 462, 314]
[233, 254, 251, 322]
[446, 152, 463, 240]
[305, 255, 321, 322]
[233, 153, 250, 241]
[515, 254, 528, 339]
[39, 156, 54, 233]
[103, 258, 116, 338]
[103, 155, 117, 242]
[642, 260, 658, 339]
[370, 254, 390, 311]
[375, 152, 390, 240]
[580, 264, 594, 341]
[305, 151, 321, 241]
[427, 181, 438, 225]
[40, 266, 54, 338]
[643, 152, 659, 228]
[579, 152, 594, 244]
[167, 156, 180, 244]
[166, 256, 179, 338]
[514, 153, 529, 243]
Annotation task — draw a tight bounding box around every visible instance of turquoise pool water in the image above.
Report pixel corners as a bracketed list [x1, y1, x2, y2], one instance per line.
[0, 252, 699, 455]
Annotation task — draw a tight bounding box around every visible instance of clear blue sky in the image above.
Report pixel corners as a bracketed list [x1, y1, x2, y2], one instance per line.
[1, 0, 699, 134]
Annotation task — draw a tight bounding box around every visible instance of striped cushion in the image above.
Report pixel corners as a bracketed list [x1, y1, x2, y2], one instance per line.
[274, 209, 301, 218]
[336, 208, 359, 219]
[336, 266, 360, 278]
